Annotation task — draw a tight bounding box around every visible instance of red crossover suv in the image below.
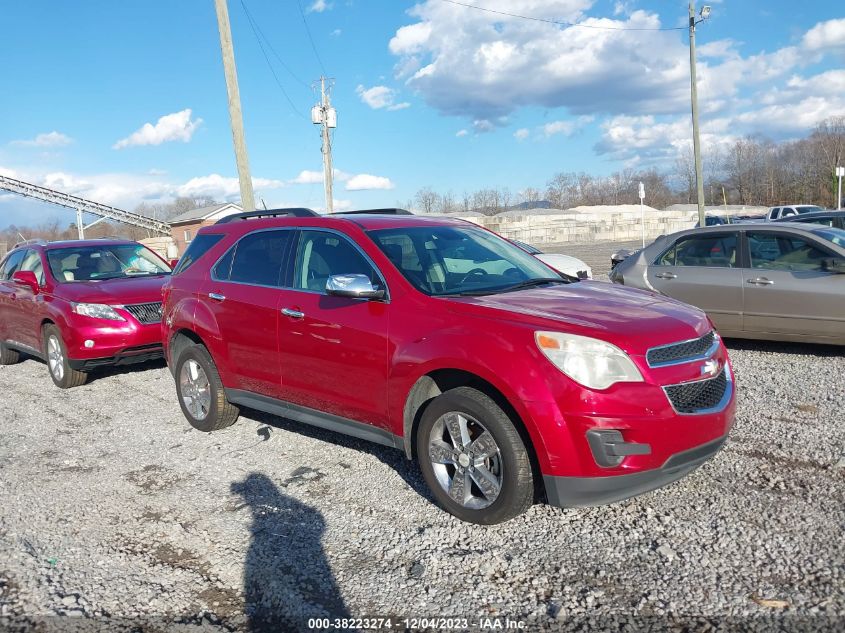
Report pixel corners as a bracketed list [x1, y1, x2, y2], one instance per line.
[162, 209, 735, 524]
[0, 238, 172, 388]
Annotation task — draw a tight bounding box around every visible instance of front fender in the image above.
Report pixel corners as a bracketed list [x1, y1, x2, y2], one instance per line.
[389, 324, 564, 472]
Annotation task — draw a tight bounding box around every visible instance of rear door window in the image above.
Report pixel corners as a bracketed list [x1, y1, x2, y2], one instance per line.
[656, 234, 738, 267]
[748, 232, 833, 272]
[219, 230, 292, 287]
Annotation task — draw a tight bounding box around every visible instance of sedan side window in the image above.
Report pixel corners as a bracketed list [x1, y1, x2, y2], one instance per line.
[293, 230, 381, 293]
[223, 230, 292, 286]
[658, 234, 737, 268]
[748, 233, 831, 272]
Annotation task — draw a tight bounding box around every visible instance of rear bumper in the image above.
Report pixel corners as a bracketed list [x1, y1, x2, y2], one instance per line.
[68, 344, 163, 370]
[543, 434, 727, 508]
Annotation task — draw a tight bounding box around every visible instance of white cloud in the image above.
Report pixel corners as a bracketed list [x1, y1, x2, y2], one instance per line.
[176, 174, 286, 200]
[308, 0, 331, 12]
[388, 2, 695, 119]
[345, 174, 395, 191]
[803, 18, 845, 51]
[456, 129, 469, 138]
[513, 128, 529, 141]
[291, 170, 324, 185]
[355, 85, 410, 111]
[113, 109, 202, 149]
[10, 131, 73, 147]
[331, 29, 342, 37]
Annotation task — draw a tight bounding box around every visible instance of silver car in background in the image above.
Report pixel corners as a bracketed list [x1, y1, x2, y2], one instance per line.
[609, 224, 845, 345]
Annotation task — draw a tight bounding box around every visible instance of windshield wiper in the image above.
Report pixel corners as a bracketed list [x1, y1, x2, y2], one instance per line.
[440, 277, 569, 297]
[499, 277, 570, 292]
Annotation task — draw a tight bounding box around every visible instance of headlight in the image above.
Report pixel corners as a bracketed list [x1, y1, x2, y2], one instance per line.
[535, 331, 643, 390]
[72, 303, 125, 321]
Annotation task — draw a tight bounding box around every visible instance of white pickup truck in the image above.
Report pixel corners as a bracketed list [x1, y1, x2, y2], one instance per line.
[766, 204, 825, 220]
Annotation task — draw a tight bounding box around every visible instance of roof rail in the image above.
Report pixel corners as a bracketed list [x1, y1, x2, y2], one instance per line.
[335, 208, 413, 216]
[215, 208, 319, 224]
[12, 238, 48, 249]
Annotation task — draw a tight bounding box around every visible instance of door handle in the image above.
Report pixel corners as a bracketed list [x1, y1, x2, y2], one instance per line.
[747, 278, 774, 286]
[208, 292, 226, 302]
[655, 272, 677, 279]
[281, 308, 305, 319]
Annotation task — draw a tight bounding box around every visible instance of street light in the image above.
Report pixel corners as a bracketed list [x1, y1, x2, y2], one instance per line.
[688, 2, 711, 229]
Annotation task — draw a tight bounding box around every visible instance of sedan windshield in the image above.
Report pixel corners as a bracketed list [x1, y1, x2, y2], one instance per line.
[368, 225, 565, 296]
[47, 243, 171, 282]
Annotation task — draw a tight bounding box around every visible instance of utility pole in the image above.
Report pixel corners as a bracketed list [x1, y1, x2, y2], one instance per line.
[214, 0, 255, 212]
[689, 2, 711, 229]
[837, 166, 844, 210]
[311, 77, 336, 213]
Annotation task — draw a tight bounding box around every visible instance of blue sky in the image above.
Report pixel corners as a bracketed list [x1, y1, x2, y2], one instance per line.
[1, 0, 843, 227]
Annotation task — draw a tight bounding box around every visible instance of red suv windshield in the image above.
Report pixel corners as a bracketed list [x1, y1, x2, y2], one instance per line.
[46, 244, 171, 282]
[368, 225, 560, 296]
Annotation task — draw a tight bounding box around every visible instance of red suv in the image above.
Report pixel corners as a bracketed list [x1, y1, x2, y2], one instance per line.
[162, 209, 735, 524]
[0, 238, 171, 388]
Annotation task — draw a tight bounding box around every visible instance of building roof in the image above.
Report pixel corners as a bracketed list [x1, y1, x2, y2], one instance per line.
[169, 203, 242, 225]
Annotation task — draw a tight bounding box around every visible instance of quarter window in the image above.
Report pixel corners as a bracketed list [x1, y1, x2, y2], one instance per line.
[293, 230, 380, 293]
[657, 234, 738, 268]
[748, 233, 831, 272]
[224, 230, 292, 286]
[173, 234, 225, 275]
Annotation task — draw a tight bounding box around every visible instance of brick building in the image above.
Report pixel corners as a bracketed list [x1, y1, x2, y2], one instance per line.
[169, 203, 242, 255]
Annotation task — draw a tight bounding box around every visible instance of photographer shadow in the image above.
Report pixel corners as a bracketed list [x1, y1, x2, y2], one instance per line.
[231, 472, 350, 632]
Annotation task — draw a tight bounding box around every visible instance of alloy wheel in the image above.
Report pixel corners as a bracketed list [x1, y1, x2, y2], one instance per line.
[428, 412, 503, 509]
[179, 359, 212, 421]
[47, 336, 64, 381]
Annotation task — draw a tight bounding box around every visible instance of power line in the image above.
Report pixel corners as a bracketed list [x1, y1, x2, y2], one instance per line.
[437, 0, 686, 31]
[239, 0, 311, 90]
[239, 0, 308, 119]
[296, 0, 328, 75]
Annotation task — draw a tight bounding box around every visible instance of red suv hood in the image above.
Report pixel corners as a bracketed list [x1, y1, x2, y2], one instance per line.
[54, 275, 168, 305]
[445, 281, 710, 356]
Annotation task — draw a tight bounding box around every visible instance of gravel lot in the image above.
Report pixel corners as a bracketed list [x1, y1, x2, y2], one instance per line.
[1, 241, 843, 632]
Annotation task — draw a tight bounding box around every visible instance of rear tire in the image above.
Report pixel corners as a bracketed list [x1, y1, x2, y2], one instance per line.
[175, 344, 239, 432]
[0, 342, 20, 365]
[416, 387, 534, 525]
[43, 325, 87, 389]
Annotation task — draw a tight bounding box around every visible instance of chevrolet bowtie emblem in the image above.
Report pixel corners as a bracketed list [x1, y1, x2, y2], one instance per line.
[701, 358, 720, 377]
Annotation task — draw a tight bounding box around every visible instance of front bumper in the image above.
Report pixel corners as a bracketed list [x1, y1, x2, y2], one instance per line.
[68, 344, 163, 370]
[62, 311, 163, 368]
[543, 434, 727, 507]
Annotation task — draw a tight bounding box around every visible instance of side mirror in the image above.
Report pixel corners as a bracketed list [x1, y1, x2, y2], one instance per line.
[326, 274, 385, 300]
[12, 270, 39, 293]
[822, 257, 845, 274]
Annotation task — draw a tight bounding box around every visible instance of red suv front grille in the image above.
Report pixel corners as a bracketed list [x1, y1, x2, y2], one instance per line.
[124, 302, 163, 325]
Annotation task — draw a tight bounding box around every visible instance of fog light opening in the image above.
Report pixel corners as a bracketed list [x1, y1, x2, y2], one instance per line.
[84, 340, 95, 349]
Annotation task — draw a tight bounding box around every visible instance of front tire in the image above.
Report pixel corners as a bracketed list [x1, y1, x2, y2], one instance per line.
[175, 344, 239, 432]
[43, 325, 87, 389]
[416, 387, 534, 524]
